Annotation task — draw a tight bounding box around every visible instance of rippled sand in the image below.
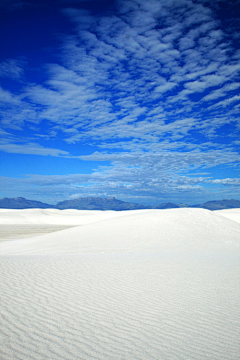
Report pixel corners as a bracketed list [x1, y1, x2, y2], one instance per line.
[0, 208, 240, 360]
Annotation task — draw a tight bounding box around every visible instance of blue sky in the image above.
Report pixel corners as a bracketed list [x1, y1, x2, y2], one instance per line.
[0, 0, 240, 205]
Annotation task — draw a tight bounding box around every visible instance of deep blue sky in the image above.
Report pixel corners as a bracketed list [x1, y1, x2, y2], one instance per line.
[0, 0, 240, 205]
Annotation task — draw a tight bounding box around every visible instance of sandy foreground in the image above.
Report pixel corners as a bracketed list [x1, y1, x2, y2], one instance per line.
[0, 208, 240, 360]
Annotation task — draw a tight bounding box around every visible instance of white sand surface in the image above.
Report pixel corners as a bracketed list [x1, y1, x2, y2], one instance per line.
[0, 208, 126, 242]
[0, 208, 240, 359]
[214, 208, 240, 224]
[0, 224, 78, 242]
[0, 208, 124, 225]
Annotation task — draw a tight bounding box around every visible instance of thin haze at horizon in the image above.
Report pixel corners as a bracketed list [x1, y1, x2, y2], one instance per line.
[0, 0, 239, 205]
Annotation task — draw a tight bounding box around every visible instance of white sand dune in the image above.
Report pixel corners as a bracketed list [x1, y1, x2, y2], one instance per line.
[0, 208, 240, 359]
[0, 208, 125, 225]
[0, 224, 78, 242]
[214, 208, 240, 224]
[0, 208, 127, 242]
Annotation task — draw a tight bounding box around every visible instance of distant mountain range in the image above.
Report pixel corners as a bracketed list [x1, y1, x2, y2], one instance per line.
[192, 199, 240, 210]
[55, 197, 146, 211]
[0, 197, 54, 209]
[0, 197, 240, 211]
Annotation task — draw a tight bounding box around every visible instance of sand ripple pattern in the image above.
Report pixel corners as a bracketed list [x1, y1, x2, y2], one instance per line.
[1, 252, 239, 360]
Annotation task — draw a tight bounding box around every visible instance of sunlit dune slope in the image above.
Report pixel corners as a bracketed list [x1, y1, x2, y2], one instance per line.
[0, 208, 239, 255]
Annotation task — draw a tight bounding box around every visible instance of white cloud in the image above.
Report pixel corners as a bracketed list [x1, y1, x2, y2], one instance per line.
[208, 95, 240, 109]
[0, 142, 71, 157]
[208, 178, 240, 186]
[2, 0, 238, 143]
[0, 86, 21, 105]
[154, 81, 177, 94]
[1, 0, 239, 203]
[202, 82, 240, 102]
[0, 59, 24, 79]
[184, 74, 226, 92]
[1, 145, 239, 204]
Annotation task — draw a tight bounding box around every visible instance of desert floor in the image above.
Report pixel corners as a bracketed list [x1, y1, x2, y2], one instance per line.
[0, 208, 239, 360]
